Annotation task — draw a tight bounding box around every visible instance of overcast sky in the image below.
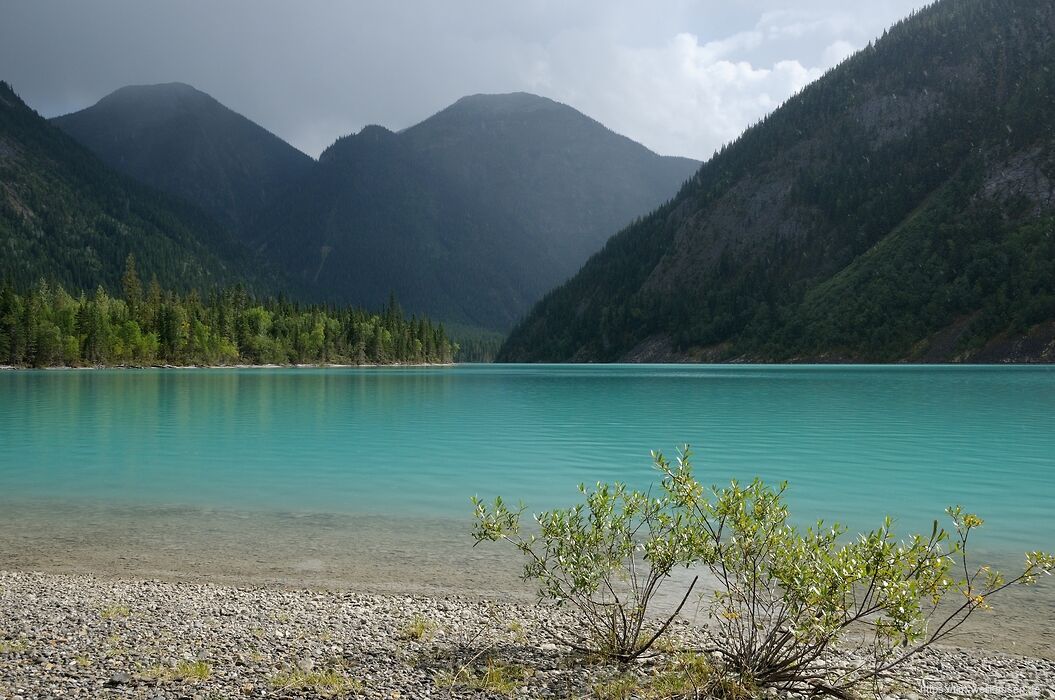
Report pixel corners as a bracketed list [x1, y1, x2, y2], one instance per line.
[3, 1, 926, 160]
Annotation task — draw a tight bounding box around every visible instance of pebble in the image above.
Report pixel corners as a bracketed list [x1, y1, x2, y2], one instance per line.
[0, 570, 1051, 699]
[107, 671, 130, 685]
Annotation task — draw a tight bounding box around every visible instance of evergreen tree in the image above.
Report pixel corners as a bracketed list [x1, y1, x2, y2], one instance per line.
[0, 279, 457, 367]
[122, 254, 143, 323]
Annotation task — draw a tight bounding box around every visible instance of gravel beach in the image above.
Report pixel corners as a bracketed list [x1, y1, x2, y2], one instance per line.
[1, 571, 1052, 699]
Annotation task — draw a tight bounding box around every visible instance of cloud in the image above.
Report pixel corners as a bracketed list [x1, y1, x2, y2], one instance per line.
[473, 2, 924, 160]
[823, 40, 858, 66]
[529, 30, 825, 159]
[2, 1, 926, 160]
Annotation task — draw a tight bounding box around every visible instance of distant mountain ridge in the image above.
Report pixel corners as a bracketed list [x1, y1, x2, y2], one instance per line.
[51, 84, 698, 331]
[0, 81, 274, 293]
[499, 0, 1055, 363]
[253, 91, 699, 330]
[52, 82, 314, 236]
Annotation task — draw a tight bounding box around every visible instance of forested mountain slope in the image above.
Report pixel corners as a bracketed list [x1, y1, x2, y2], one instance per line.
[0, 82, 274, 293]
[251, 93, 699, 330]
[499, 0, 1055, 363]
[52, 82, 314, 237]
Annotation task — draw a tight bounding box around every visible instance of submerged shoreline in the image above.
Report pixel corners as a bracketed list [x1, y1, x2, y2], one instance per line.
[1, 571, 1052, 699]
[2, 500, 1052, 660]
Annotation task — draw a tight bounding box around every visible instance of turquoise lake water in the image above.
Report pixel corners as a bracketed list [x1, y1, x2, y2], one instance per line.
[2, 365, 1053, 549]
[1, 365, 1054, 654]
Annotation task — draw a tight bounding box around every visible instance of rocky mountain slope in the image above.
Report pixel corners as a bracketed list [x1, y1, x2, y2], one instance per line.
[251, 93, 698, 330]
[0, 81, 274, 293]
[52, 82, 314, 237]
[499, 0, 1055, 363]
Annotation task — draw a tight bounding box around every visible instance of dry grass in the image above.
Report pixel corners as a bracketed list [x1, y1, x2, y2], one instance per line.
[269, 668, 362, 695]
[144, 660, 212, 682]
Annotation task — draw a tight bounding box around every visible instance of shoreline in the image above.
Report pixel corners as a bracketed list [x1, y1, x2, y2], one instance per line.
[0, 362, 456, 371]
[5, 362, 1055, 371]
[1, 570, 1052, 699]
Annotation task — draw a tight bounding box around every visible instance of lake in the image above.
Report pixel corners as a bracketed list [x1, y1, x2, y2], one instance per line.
[1, 365, 1053, 656]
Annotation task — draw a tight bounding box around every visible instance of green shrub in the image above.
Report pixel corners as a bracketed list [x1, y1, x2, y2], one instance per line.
[472, 472, 705, 661]
[472, 447, 1054, 697]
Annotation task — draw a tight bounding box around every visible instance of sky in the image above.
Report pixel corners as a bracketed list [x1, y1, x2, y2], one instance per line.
[2, 1, 927, 160]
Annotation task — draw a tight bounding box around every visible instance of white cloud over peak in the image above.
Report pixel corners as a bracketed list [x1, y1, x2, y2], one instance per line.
[530, 30, 825, 159]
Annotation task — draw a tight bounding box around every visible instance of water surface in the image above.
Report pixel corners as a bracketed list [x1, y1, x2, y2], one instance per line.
[1, 365, 1053, 655]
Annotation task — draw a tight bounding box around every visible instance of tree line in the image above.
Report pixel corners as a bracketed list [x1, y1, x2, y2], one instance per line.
[0, 256, 457, 367]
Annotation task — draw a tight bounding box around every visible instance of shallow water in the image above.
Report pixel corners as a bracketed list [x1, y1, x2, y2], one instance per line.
[1, 365, 1053, 656]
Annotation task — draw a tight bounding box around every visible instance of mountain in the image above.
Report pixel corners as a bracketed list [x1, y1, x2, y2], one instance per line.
[52, 82, 314, 236]
[0, 81, 274, 292]
[251, 93, 699, 330]
[499, 0, 1055, 363]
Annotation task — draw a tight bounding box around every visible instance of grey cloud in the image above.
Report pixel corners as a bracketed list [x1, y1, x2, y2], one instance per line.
[1, 0, 927, 159]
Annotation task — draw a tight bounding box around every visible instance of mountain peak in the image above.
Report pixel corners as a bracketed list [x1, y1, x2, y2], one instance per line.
[0, 81, 269, 294]
[319, 124, 398, 162]
[419, 92, 574, 126]
[52, 82, 313, 235]
[258, 88, 698, 331]
[111, 81, 202, 95]
[448, 92, 562, 113]
[89, 82, 218, 114]
[404, 91, 608, 145]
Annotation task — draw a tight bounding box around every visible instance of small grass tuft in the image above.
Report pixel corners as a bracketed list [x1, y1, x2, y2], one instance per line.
[99, 604, 131, 620]
[437, 660, 528, 696]
[506, 620, 527, 643]
[650, 652, 759, 700]
[102, 633, 127, 658]
[594, 654, 745, 700]
[593, 673, 641, 700]
[269, 668, 362, 695]
[0, 639, 28, 653]
[650, 635, 679, 654]
[401, 614, 438, 642]
[144, 660, 212, 682]
[177, 660, 212, 681]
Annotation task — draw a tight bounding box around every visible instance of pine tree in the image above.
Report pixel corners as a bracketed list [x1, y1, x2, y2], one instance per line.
[122, 254, 143, 323]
